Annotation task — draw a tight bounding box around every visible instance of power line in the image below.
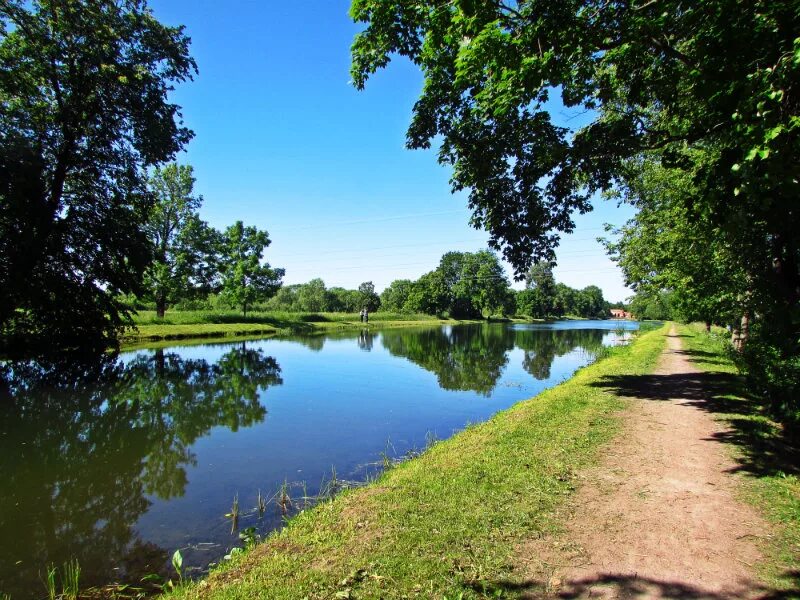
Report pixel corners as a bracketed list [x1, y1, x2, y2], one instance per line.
[276, 209, 468, 232]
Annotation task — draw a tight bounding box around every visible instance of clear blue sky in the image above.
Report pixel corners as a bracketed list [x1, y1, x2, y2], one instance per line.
[149, 0, 637, 302]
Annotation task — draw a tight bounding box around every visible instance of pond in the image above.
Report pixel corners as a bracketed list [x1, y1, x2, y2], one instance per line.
[0, 320, 639, 598]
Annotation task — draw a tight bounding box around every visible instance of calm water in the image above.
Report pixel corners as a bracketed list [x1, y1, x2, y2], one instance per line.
[0, 320, 638, 597]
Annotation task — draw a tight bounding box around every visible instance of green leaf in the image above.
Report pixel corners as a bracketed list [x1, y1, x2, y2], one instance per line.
[171, 549, 183, 574]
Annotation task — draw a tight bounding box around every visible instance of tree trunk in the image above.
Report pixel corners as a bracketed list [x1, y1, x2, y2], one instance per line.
[156, 296, 166, 319]
[705, 321, 711, 333]
[732, 312, 750, 352]
[155, 348, 165, 377]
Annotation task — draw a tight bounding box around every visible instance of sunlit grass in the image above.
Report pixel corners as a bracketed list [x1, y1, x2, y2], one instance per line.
[165, 326, 669, 599]
[122, 310, 481, 346]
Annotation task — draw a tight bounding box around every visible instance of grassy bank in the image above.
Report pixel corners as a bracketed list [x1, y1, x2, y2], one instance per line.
[167, 325, 669, 599]
[676, 324, 800, 593]
[123, 310, 487, 346]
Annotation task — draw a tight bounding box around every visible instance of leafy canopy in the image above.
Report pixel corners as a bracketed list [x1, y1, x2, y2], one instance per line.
[350, 0, 800, 282]
[144, 163, 219, 317]
[219, 221, 284, 316]
[0, 0, 196, 355]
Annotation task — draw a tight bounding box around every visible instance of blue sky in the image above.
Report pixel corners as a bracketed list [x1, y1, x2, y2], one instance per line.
[149, 0, 637, 302]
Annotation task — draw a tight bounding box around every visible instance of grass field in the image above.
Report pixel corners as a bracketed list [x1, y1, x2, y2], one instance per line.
[123, 310, 485, 345]
[165, 325, 669, 599]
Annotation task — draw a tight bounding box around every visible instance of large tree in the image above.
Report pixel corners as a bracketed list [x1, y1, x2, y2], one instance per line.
[518, 262, 557, 317]
[350, 0, 799, 280]
[357, 280, 381, 312]
[0, 0, 196, 356]
[451, 250, 510, 317]
[144, 163, 218, 317]
[296, 278, 332, 312]
[218, 221, 284, 317]
[350, 0, 800, 419]
[605, 155, 743, 328]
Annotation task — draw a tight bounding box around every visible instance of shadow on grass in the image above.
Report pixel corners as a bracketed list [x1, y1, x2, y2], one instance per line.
[465, 571, 800, 599]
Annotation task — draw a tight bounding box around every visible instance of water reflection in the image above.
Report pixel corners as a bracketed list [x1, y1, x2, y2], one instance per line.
[380, 325, 606, 395]
[0, 322, 633, 598]
[0, 343, 281, 598]
[357, 329, 375, 352]
[514, 328, 605, 380]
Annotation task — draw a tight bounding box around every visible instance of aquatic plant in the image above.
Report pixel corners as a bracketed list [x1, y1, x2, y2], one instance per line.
[257, 489, 266, 516]
[61, 559, 80, 600]
[277, 479, 292, 517]
[44, 565, 56, 600]
[239, 527, 261, 548]
[225, 493, 240, 533]
[171, 550, 183, 584]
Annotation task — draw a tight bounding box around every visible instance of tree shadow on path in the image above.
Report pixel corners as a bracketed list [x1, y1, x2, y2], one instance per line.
[589, 365, 799, 480]
[466, 571, 800, 599]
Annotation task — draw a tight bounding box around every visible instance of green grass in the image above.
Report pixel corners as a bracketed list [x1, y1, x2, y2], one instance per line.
[123, 310, 478, 346]
[676, 323, 800, 593]
[131, 310, 445, 326]
[166, 325, 669, 600]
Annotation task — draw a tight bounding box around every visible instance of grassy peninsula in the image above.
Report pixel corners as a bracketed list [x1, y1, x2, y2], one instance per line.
[123, 310, 490, 347]
[167, 325, 669, 599]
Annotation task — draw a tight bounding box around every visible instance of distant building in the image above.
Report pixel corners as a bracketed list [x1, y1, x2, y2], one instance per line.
[610, 308, 631, 319]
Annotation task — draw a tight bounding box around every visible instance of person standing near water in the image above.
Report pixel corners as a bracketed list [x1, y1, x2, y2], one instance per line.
[359, 308, 365, 323]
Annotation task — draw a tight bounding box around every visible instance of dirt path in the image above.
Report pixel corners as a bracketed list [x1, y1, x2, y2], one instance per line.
[520, 327, 773, 599]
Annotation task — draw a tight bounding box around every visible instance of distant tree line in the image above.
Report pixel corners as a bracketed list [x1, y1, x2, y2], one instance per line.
[141, 239, 614, 321]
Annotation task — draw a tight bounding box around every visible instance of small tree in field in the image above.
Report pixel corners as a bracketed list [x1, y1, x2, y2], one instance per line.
[219, 221, 284, 316]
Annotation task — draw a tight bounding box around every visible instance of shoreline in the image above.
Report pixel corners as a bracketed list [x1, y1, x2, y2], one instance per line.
[119, 313, 545, 350]
[164, 324, 670, 599]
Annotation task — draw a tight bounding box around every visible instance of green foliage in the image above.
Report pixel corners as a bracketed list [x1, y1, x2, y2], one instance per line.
[406, 250, 510, 318]
[60, 559, 80, 600]
[522, 262, 557, 316]
[405, 269, 450, 316]
[380, 279, 415, 312]
[218, 221, 284, 317]
[295, 278, 331, 312]
[740, 325, 800, 425]
[605, 156, 742, 326]
[0, 0, 196, 356]
[329, 287, 361, 312]
[144, 163, 219, 317]
[350, 0, 800, 422]
[575, 285, 607, 320]
[357, 281, 381, 312]
[628, 290, 674, 321]
[517, 277, 608, 320]
[171, 549, 184, 583]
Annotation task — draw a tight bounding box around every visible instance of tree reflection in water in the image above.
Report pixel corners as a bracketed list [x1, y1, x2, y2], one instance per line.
[0, 343, 281, 599]
[514, 328, 605, 380]
[381, 324, 607, 394]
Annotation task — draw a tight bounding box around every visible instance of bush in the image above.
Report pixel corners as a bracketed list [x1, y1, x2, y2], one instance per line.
[740, 340, 800, 426]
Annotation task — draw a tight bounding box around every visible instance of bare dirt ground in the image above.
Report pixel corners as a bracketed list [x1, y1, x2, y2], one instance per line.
[518, 327, 778, 599]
